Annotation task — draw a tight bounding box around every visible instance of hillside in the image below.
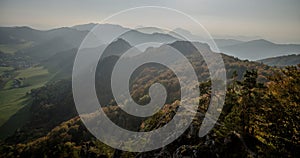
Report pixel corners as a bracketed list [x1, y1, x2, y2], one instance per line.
[1, 65, 299, 157]
[0, 40, 277, 140]
[0, 27, 45, 44]
[258, 54, 300, 67]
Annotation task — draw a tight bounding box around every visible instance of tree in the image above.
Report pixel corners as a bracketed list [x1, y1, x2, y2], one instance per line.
[238, 70, 259, 136]
[259, 65, 300, 156]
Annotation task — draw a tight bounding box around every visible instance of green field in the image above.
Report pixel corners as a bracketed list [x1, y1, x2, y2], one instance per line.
[0, 41, 33, 54]
[0, 66, 52, 128]
[0, 66, 13, 75]
[3, 66, 49, 90]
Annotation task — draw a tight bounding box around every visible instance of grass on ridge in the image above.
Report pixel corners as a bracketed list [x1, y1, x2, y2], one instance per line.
[0, 41, 33, 54]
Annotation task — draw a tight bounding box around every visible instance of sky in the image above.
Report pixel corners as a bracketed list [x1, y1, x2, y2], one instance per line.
[0, 0, 299, 43]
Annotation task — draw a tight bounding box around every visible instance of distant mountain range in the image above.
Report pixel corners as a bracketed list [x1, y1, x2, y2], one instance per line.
[168, 27, 300, 60]
[0, 24, 179, 60]
[0, 26, 87, 46]
[219, 39, 300, 60]
[213, 39, 244, 47]
[1, 23, 300, 62]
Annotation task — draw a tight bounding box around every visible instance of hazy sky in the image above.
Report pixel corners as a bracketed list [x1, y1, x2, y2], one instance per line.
[0, 0, 299, 43]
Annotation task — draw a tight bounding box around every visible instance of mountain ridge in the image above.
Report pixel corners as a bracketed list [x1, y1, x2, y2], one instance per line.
[258, 54, 300, 67]
[219, 39, 300, 60]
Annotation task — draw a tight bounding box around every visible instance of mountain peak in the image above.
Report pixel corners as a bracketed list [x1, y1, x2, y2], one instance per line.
[172, 28, 192, 35]
[113, 38, 131, 46]
[250, 39, 274, 45]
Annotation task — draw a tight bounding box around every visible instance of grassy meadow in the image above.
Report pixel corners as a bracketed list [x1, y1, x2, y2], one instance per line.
[0, 66, 52, 127]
